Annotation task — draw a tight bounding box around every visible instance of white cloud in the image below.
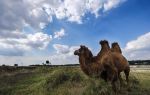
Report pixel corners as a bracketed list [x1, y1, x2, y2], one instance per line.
[0, 0, 126, 64]
[0, 44, 79, 66]
[43, 0, 126, 23]
[0, 0, 51, 31]
[0, 0, 126, 32]
[54, 28, 66, 39]
[53, 44, 70, 54]
[123, 32, 150, 60]
[52, 44, 79, 64]
[0, 30, 52, 56]
[53, 44, 79, 54]
[103, 0, 126, 12]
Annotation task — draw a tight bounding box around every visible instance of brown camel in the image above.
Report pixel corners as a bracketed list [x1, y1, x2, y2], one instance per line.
[74, 45, 102, 77]
[96, 40, 116, 82]
[111, 42, 122, 54]
[97, 40, 130, 87]
[74, 45, 118, 92]
[97, 40, 111, 60]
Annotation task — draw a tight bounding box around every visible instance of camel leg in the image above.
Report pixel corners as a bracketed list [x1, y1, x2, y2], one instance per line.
[118, 72, 123, 86]
[124, 67, 130, 84]
[124, 68, 130, 91]
[108, 68, 119, 93]
[111, 81, 118, 94]
[111, 72, 119, 94]
[103, 64, 119, 93]
[100, 70, 107, 82]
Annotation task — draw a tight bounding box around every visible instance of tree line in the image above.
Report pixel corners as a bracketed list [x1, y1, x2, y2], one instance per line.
[128, 60, 150, 65]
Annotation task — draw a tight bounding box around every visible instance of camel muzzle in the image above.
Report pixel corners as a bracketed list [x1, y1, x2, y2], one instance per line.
[74, 50, 80, 55]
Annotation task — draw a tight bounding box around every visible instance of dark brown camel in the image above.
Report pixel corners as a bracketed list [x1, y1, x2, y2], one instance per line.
[97, 40, 130, 87]
[74, 45, 102, 77]
[111, 42, 122, 54]
[96, 40, 116, 82]
[74, 45, 118, 92]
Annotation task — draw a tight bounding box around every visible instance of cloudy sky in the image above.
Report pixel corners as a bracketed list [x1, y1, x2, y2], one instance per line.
[0, 0, 150, 66]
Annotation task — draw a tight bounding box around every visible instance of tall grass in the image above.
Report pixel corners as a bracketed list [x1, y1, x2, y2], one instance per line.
[0, 66, 149, 95]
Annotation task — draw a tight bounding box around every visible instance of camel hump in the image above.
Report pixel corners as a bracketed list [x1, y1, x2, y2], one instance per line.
[111, 42, 122, 54]
[99, 40, 109, 45]
[111, 52, 129, 70]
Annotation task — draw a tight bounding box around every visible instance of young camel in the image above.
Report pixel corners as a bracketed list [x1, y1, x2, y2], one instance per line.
[97, 40, 130, 87]
[74, 45, 118, 92]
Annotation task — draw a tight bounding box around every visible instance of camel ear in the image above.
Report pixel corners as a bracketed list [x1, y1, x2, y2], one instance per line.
[114, 42, 118, 45]
[112, 42, 118, 46]
[80, 45, 85, 49]
[104, 40, 108, 44]
[99, 40, 103, 45]
[100, 40, 109, 44]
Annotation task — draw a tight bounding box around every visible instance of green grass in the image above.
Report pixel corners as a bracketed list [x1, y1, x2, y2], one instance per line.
[0, 67, 150, 95]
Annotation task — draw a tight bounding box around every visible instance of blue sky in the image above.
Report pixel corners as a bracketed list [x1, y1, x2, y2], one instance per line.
[0, 0, 150, 65]
[45, 0, 150, 52]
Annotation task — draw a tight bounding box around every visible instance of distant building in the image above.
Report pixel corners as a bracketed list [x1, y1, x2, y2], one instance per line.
[14, 64, 18, 67]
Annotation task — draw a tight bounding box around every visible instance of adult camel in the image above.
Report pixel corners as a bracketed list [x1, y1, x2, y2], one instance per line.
[97, 40, 130, 87]
[74, 45, 118, 92]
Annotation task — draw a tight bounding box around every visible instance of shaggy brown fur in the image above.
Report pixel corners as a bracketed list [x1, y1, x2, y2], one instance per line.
[74, 40, 130, 92]
[111, 42, 122, 54]
[98, 41, 130, 89]
[74, 45, 119, 92]
[96, 40, 113, 81]
[74, 45, 102, 77]
[97, 40, 110, 60]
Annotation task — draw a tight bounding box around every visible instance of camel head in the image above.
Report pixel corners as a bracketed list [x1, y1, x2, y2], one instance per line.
[99, 40, 110, 49]
[99, 40, 109, 45]
[111, 42, 119, 48]
[111, 42, 122, 53]
[74, 45, 93, 58]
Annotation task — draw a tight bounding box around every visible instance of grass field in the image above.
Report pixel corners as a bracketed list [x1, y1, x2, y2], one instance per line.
[0, 66, 150, 95]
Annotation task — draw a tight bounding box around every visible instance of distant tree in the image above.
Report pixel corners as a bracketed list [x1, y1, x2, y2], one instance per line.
[14, 64, 18, 67]
[46, 60, 51, 65]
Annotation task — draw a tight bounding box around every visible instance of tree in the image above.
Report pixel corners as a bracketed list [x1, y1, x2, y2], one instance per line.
[14, 64, 18, 67]
[46, 60, 51, 65]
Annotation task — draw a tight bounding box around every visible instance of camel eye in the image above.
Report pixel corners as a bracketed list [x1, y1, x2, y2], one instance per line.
[79, 48, 82, 52]
[79, 48, 84, 54]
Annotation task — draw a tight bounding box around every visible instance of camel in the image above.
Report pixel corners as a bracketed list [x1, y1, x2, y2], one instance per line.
[97, 40, 130, 87]
[74, 40, 130, 92]
[74, 45, 102, 77]
[74, 45, 118, 92]
[111, 42, 122, 54]
[96, 40, 117, 82]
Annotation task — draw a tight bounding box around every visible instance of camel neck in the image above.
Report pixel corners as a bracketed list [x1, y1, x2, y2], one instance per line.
[79, 55, 93, 75]
[102, 44, 110, 51]
[101, 47, 110, 52]
[78, 53, 103, 78]
[97, 45, 110, 59]
[79, 55, 91, 68]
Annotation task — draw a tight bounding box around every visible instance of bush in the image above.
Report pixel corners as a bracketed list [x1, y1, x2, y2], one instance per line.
[46, 69, 70, 90]
[83, 78, 112, 95]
